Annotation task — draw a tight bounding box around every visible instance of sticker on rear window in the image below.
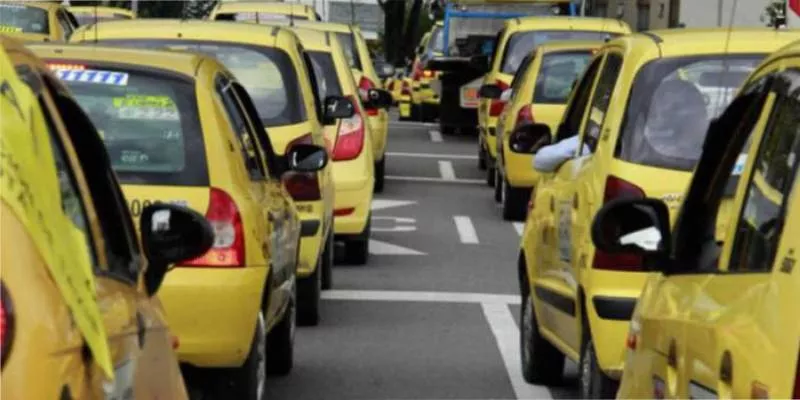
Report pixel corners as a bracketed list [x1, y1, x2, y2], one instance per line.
[0, 25, 22, 33]
[112, 95, 179, 121]
[53, 69, 129, 86]
[732, 153, 747, 176]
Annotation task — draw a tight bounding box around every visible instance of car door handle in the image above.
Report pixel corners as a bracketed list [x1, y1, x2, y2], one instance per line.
[667, 340, 677, 368]
[573, 194, 578, 209]
[719, 351, 733, 384]
[549, 197, 554, 212]
[136, 312, 146, 348]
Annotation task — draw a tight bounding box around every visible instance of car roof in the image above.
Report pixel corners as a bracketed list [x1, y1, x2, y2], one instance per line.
[3, 1, 61, 12]
[290, 27, 333, 51]
[510, 16, 631, 34]
[211, 1, 314, 17]
[536, 39, 605, 53]
[610, 28, 800, 59]
[760, 38, 800, 66]
[26, 42, 208, 79]
[68, 6, 135, 17]
[70, 19, 288, 48]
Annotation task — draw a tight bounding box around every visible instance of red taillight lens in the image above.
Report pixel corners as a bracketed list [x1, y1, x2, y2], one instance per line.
[515, 104, 535, 129]
[1, 283, 14, 368]
[282, 133, 322, 201]
[332, 95, 365, 161]
[489, 80, 509, 117]
[593, 175, 647, 271]
[359, 76, 380, 116]
[423, 69, 433, 78]
[401, 81, 411, 95]
[412, 60, 423, 80]
[183, 188, 245, 267]
[334, 207, 355, 216]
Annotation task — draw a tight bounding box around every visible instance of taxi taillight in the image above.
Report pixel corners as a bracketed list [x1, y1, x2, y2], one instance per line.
[183, 188, 245, 267]
[593, 176, 646, 271]
[282, 133, 322, 201]
[331, 95, 365, 161]
[514, 104, 535, 129]
[1, 282, 14, 368]
[358, 76, 380, 117]
[489, 80, 509, 117]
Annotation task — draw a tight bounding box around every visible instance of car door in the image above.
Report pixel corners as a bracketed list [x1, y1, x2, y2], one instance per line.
[532, 52, 604, 353]
[681, 68, 800, 399]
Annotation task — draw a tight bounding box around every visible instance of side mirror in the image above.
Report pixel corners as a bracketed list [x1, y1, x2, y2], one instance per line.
[364, 88, 393, 109]
[590, 197, 672, 258]
[470, 54, 490, 70]
[509, 123, 551, 154]
[478, 84, 502, 99]
[141, 204, 214, 296]
[322, 95, 355, 124]
[287, 143, 328, 172]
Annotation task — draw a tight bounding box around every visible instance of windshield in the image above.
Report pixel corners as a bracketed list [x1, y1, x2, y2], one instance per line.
[0, 3, 49, 34]
[213, 12, 308, 21]
[52, 65, 209, 186]
[617, 55, 764, 171]
[72, 13, 131, 26]
[335, 32, 362, 70]
[501, 30, 616, 73]
[308, 51, 343, 100]
[100, 39, 306, 127]
[534, 50, 593, 104]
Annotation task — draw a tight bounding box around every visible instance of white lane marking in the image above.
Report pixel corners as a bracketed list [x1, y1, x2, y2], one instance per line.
[371, 199, 417, 211]
[322, 290, 520, 305]
[513, 222, 525, 236]
[369, 239, 426, 255]
[371, 216, 416, 233]
[482, 303, 554, 400]
[454, 215, 479, 244]
[386, 175, 483, 185]
[390, 120, 437, 127]
[429, 129, 443, 143]
[439, 160, 456, 181]
[387, 151, 478, 160]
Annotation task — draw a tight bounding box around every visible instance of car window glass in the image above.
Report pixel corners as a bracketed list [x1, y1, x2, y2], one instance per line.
[308, 50, 343, 99]
[728, 70, 800, 273]
[0, 3, 49, 34]
[534, 50, 593, 105]
[500, 30, 617, 74]
[557, 54, 603, 141]
[57, 10, 73, 40]
[510, 54, 534, 93]
[581, 53, 621, 152]
[216, 76, 267, 181]
[230, 81, 284, 179]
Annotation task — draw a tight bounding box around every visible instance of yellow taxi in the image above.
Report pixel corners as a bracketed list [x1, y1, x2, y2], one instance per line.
[2, 36, 212, 399]
[408, 21, 444, 122]
[68, 5, 135, 26]
[30, 43, 332, 396]
[492, 40, 601, 220]
[516, 28, 800, 398]
[0, 1, 78, 42]
[209, 1, 320, 22]
[286, 20, 390, 192]
[290, 26, 390, 265]
[592, 38, 800, 400]
[477, 16, 630, 187]
[396, 70, 414, 120]
[68, 19, 355, 326]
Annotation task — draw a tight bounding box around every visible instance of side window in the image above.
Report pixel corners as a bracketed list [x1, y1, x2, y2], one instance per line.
[510, 54, 534, 92]
[557, 55, 604, 142]
[728, 70, 800, 273]
[301, 50, 323, 122]
[215, 76, 267, 181]
[581, 53, 622, 152]
[56, 10, 73, 40]
[229, 81, 284, 179]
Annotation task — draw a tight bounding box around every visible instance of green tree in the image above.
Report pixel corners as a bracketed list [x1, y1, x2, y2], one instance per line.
[761, 0, 787, 27]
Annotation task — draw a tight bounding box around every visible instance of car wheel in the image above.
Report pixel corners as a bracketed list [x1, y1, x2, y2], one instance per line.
[520, 293, 564, 385]
[580, 337, 619, 399]
[487, 164, 496, 187]
[494, 170, 503, 203]
[478, 144, 487, 170]
[441, 125, 456, 135]
[266, 288, 295, 376]
[228, 311, 266, 399]
[320, 233, 333, 290]
[343, 217, 370, 265]
[410, 104, 420, 121]
[502, 180, 529, 221]
[296, 260, 321, 327]
[374, 157, 385, 193]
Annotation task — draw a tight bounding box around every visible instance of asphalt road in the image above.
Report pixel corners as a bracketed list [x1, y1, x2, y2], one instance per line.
[265, 113, 580, 400]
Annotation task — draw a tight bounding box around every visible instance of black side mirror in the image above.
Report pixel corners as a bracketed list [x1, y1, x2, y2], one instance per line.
[470, 54, 490, 70]
[322, 95, 355, 124]
[509, 123, 552, 154]
[287, 143, 328, 172]
[364, 88, 393, 109]
[478, 84, 503, 99]
[141, 204, 214, 296]
[590, 197, 672, 258]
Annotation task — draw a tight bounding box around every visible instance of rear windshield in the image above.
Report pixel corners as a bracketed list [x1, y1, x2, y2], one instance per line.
[0, 3, 49, 34]
[616, 55, 764, 171]
[72, 13, 131, 26]
[308, 51, 343, 100]
[214, 12, 308, 22]
[335, 32, 362, 70]
[100, 39, 306, 127]
[500, 30, 617, 74]
[52, 65, 209, 186]
[533, 50, 593, 104]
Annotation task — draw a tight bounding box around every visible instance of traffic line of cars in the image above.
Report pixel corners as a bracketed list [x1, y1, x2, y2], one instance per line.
[1, 1, 394, 398]
[463, 15, 800, 399]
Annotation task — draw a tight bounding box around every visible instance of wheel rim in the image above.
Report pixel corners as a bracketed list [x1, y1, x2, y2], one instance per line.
[256, 312, 266, 400]
[522, 297, 533, 366]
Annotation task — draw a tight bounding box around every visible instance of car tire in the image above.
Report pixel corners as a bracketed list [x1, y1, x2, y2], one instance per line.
[410, 104, 420, 121]
[441, 125, 456, 136]
[228, 311, 267, 399]
[502, 180, 529, 221]
[320, 233, 333, 290]
[478, 144, 487, 170]
[343, 217, 370, 265]
[487, 164, 496, 187]
[580, 337, 619, 399]
[374, 157, 385, 193]
[494, 170, 503, 203]
[266, 288, 295, 376]
[520, 293, 564, 385]
[296, 261, 321, 327]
